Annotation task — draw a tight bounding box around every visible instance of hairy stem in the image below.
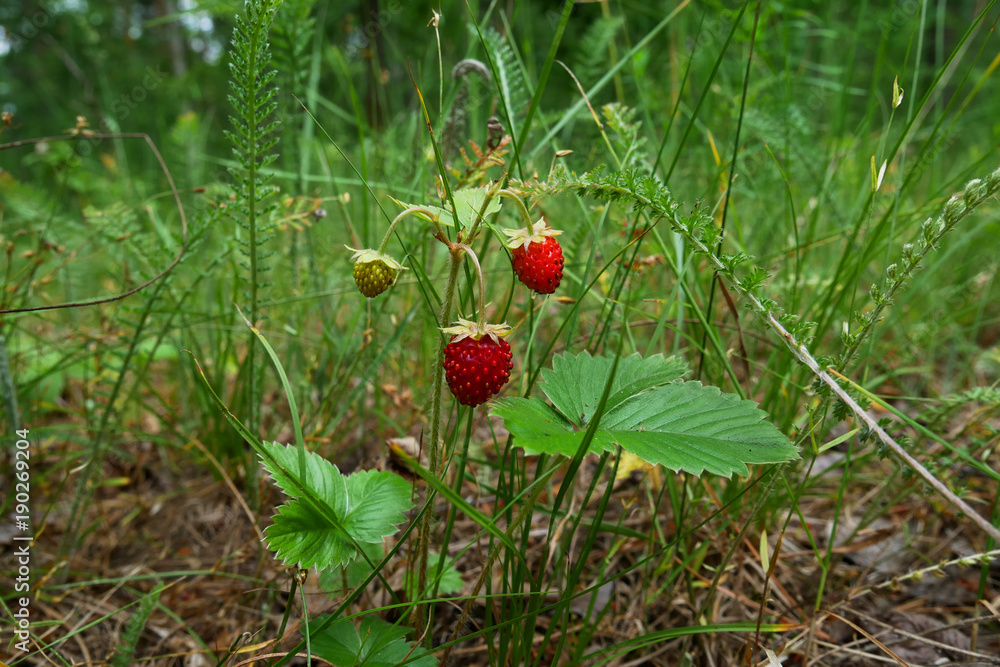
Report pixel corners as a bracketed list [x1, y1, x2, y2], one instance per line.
[499, 188, 536, 233]
[454, 243, 486, 330]
[376, 206, 444, 254]
[416, 241, 465, 634]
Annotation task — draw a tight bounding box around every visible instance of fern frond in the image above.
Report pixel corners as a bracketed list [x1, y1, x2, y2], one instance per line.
[602, 103, 648, 168]
[480, 26, 528, 120]
[573, 15, 624, 84]
[272, 0, 315, 156]
[110, 583, 164, 667]
[226, 0, 282, 439]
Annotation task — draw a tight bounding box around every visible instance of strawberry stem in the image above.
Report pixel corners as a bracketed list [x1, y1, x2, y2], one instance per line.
[377, 206, 443, 254]
[499, 189, 535, 234]
[455, 243, 487, 330]
[428, 247, 457, 461]
[418, 244, 464, 633]
[463, 179, 505, 242]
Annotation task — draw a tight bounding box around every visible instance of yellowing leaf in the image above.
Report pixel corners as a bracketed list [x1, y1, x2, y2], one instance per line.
[760, 529, 770, 573]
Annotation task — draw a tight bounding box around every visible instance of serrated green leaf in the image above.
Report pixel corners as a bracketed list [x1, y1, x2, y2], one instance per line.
[452, 187, 503, 226]
[343, 469, 414, 542]
[540, 352, 689, 426]
[489, 397, 575, 440]
[259, 441, 347, 510]
[310, 617, 437, 667]
[259, 442, 413, 570]
[263, 500, 356, 569]
[491, 354, 797, 478]
[389, 185, 501, 229]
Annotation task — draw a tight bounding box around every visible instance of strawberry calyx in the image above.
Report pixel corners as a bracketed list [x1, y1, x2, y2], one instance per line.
[501, 219, 563, 251]
[346, 246, 406, 298]
[440, 317, 512, 344]
[345, 246, 406, 272]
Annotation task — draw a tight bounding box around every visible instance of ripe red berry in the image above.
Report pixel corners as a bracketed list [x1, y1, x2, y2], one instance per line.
[502, 219, 565, 295]
[511, 236, 564, 294]
[443, 326, 513, 407]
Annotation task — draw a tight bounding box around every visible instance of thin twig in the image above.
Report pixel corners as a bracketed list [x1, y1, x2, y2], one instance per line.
[843, 608, 1000, 664]
[0, 133, 188, 314]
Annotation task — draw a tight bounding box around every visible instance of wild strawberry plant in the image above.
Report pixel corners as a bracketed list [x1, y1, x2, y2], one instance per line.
[307, 616, 437, 667]
[258, 442, 412, 569]
[187, 2, 997, 665]
[201, 68, 804, 662]
[6, 0, 1000, 663]
[236, 144, 801, 664]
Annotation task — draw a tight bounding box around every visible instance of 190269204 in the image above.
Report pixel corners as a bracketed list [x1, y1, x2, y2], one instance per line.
[12, 428, 33, 652]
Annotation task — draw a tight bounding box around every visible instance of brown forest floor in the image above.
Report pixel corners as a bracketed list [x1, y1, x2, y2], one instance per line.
[2, 384, 1000, 666]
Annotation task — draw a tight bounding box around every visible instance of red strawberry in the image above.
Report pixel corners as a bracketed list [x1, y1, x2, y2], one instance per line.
[502, 220, 564, 294]
[441, 319, 513, 407]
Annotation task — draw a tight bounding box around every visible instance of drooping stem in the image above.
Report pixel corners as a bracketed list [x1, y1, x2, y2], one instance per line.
[454, 243, 486, 330]
[499, 188, 536, 233]
[428, 243, 465, 476]
[376, 206, 444, 254]
[416, 239, 465, 635]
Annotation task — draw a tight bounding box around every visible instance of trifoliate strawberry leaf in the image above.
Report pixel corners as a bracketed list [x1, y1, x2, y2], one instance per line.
[259, 442, 413, 570]
[491, 353, 797, 478]
[310, 616, 437, 667]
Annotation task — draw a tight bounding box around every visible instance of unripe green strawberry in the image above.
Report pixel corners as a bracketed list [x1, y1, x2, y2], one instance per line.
[441, 319, 513, 407]
[353, 260, 395, 298]
[502, 219, 565, 295]
[346, 247, 404, 298]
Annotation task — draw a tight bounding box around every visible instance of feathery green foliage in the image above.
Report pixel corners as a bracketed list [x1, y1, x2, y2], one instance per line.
[225, 0, 281, 437]
[272, 0, 315, 174]
[479, 25, 528, 135]
[573, 15, 625, 85]
[840, 170, 1000, 370]
[110, 583, 164, 667]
